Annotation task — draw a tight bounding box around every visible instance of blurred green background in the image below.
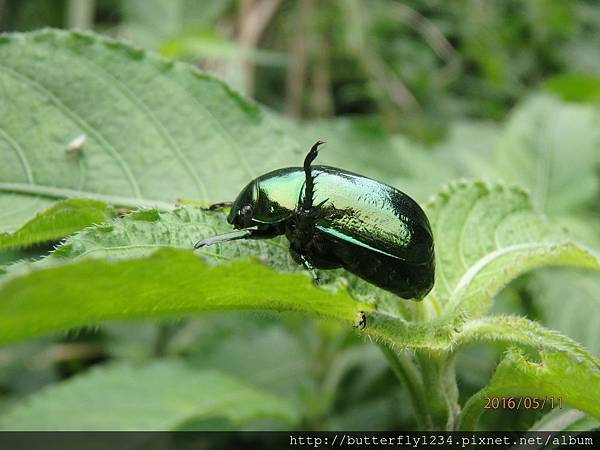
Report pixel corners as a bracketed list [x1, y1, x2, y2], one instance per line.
[1, 0, 599, 432]
[3, 0, 600, 137]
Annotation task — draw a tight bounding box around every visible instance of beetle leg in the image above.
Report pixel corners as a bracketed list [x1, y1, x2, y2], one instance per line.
[289, 246, 320, 282]
[193, 229, 255, 248]
[307, 198, 329, 218]
[288, 141, 329, 282]
[204, 201, 233, 211]
[299, 253, 320, 283]
[294, 142, 327, 243]
[301, 140, 325, 213]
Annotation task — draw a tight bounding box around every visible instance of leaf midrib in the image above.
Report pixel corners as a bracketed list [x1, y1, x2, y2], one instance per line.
[0, 182, 174, 209]
[446, 242, 558, 310]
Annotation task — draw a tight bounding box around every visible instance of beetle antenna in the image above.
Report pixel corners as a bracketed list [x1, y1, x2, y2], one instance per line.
[302, 141, 325, 213]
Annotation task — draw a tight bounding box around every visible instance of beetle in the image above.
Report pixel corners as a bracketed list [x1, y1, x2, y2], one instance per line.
[194, 141, 435, 300]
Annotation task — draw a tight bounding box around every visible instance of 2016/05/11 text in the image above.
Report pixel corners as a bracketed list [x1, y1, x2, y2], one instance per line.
[483, 396, 563, 410]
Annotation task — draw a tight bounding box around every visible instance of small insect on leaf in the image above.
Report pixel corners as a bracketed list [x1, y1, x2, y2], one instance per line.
[354, 311, 367, 330]
[65, 134, 86, 155]
[114, 207, 133, 217]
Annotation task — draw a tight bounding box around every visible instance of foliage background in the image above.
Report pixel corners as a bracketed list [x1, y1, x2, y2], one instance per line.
[0, 0, 600, 433]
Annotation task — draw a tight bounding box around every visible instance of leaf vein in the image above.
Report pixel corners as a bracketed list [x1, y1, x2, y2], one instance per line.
[64, 51, 210, 200]
[0, 127, 34, 184]
[0, 66, 142, 198]
[184, 79, 256, 180]
[0, 182, 173, 210]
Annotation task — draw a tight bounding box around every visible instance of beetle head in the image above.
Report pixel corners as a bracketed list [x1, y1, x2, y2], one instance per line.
[228, 173, 297, 229]
[227, 179, 259, 229]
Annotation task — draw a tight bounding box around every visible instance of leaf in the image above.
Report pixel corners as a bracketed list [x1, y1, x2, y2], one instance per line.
[530, 408, 600, 432]
[543, 74, 600, 104]
[365, 312, 600, 373]
[455, 315, 599, 368]
[0, 205, 370, 345]
[2, 180, 600, 354]
[0, 29, 301, 231]
[531, 269, 600, 358]
[48, 206, 293, 265]
[425, 180, 600, 318]
[0, 194, 55, 234]
[492, 95, 600, 215]
[0, 360, 299, 430]
[184, 322, 313, 402]
[459, 349, 600, 430]
[358, 180, 600, 353]
[0, 198, 111, 250]
[0, 248, 367, 346]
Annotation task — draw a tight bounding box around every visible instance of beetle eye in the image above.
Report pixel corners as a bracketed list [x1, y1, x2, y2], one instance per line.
[241, 205, 253, 219]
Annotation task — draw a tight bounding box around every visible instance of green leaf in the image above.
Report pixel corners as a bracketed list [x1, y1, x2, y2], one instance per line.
[184, 322, 314, 403]
[0, 248, 366, 346]
[492, 95, 600, 215]
[455, 315, 599, 368]
[0, 194, 56, 234]
[530, 408, 600, 432]
[425, 180, 600, 318]
[0, 29, 301, 230]
[532, 269, 600, 358]
[0, 198, 111, 250]
[0, 360, 299, 430]
[2, 181, 599, 355]
[359, 180, 600, 354]
[459, 349, 600, 430]
[543, 74, 600, 104]
[365, 312, 600, 374]
[48, 206, 293, 265]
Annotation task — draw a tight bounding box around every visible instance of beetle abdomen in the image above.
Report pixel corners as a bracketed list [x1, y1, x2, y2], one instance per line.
[311, 167, 434, 260]
[310, 168, 434, 299]
[318, 228, 434, 299]
[254, 165, 435, 299]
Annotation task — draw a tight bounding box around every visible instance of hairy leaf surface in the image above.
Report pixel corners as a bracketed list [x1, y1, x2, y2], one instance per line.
[0, 199, 110, 250]
[0, 248, 365, 345]
[426, 180, 600, 317]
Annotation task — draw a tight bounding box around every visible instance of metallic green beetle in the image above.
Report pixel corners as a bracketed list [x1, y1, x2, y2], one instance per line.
[194, 142, 435, 300]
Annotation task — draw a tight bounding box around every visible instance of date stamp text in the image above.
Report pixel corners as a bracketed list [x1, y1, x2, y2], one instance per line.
[484, 396, 563, 410]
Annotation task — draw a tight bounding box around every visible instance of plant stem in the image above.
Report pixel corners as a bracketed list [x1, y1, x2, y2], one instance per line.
[378, 342, 432, 429]
[238, 0, 281, 97]
[66, 0, 95, 30]
[457, 389, 486, 431]
[153, 322, 178, 357]
[285, 0, 313, 118]
[416, 351, 460, 430]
